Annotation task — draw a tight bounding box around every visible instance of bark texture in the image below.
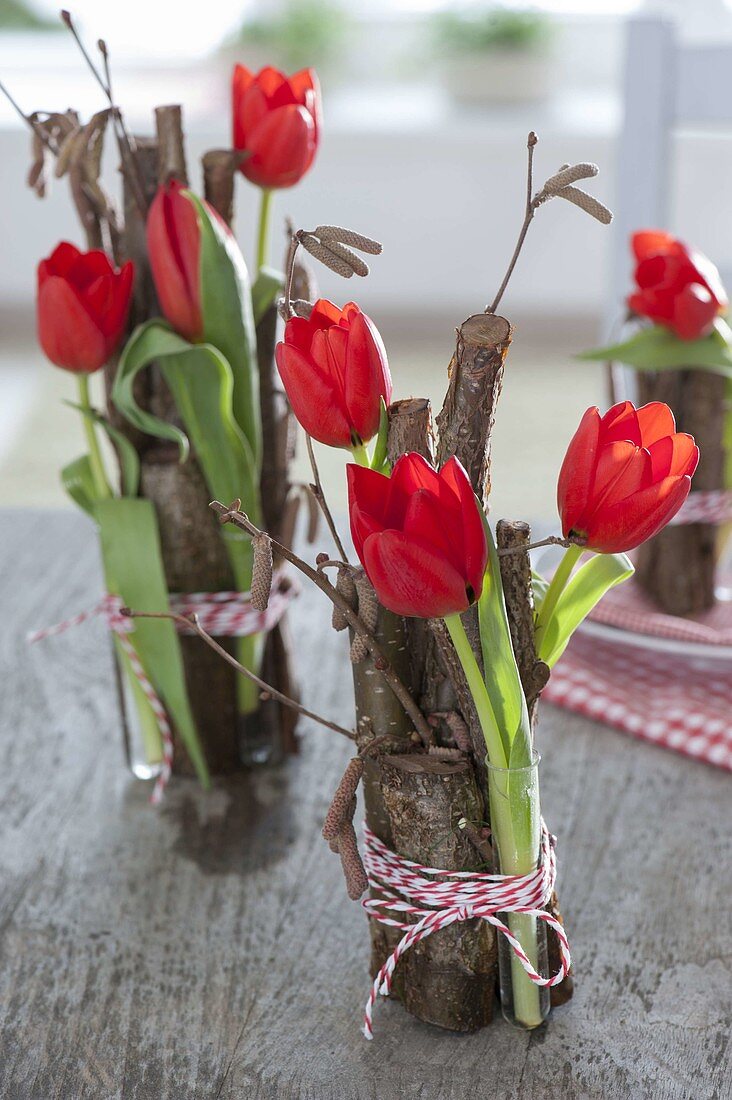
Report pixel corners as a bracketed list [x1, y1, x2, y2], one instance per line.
[635, 368, 726, 614]
[496, 520, 550, 725]
[351, 603, 415, 991]
[436, 313, 513, 499]
[376, 754, 497, 1031]
[202, 149, 237, 226]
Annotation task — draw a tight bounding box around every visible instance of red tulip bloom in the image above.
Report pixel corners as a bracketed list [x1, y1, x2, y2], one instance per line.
[348, 453, 488, 618]
[558, 401, 698, 554]
[275, 299, 392, 449]
[37, 243, 133, 373]
[232, 65, 321, 190]
[147, 180, 208, 342]
[628, 230, 727, 340]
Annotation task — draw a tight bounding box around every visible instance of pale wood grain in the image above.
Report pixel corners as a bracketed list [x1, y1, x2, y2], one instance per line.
[0, 511, 730, 1099]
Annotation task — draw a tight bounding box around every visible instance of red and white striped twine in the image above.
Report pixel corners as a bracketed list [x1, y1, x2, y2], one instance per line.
[361, 823, 571, 1040]
[670, 489, 732, 527]
[27, 574, 297, 804]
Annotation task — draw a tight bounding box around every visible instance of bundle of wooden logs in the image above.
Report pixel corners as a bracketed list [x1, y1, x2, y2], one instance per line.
[342, 313, 573, 1032]
[23, 100, 304, 773]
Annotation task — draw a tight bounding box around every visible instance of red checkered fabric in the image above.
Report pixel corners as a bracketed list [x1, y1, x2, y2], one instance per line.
[544, 579, 732, 771]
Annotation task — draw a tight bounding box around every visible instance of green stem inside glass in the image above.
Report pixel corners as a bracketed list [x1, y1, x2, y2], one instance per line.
[444, 611, 546, 1028]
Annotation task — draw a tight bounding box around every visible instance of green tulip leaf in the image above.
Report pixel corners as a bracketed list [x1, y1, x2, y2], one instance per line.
[531, 569, 550, 613]
[537, 551, 634, 669]
[60, 454, 97, 516]
[252, 266, 284, 325]
[578, 318, 732, 375]
[64, 400, 140, 498]
[112, 319, 259, 592]
[94, 496, 209, 787]
[477, 518, 532, 765]
[113, 321, 191, 460]
[185, 190, 262, 469]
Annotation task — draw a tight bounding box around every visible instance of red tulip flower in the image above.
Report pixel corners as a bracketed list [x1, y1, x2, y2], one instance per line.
[348, 452, 488, 618]
[628, 230, 727, 340]
[232, 65, 321, 190]
[37, 242, 133, 373]
[275, 299, 392, 450]
[558, 400, 698, 554]
[147, 179, 209, 342]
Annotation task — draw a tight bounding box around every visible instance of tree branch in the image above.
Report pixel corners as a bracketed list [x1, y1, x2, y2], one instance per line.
[122, 607, 356, 740]
[486, 131, 538, 315]
[210, 500, 433, 745]
[305, 434, 349, 562]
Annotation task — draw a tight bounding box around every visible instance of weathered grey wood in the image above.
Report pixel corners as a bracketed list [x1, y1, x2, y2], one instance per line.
[0, 510, 730, 1099]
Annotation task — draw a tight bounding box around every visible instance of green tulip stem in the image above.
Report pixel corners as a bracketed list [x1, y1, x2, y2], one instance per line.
[256, 188, 273, 271]
[443, 612, 507, 769]
[350, 443, 370, 468]
[446, 609, 546, 1029]
[76, 373, 112, 500]
[533, 542, 583, 652]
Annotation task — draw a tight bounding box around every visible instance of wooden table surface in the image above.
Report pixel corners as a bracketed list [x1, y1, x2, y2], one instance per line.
[1, 510, 730, 1100]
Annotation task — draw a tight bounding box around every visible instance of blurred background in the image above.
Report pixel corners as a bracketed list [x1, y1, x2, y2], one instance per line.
[2, 0, 732, 519]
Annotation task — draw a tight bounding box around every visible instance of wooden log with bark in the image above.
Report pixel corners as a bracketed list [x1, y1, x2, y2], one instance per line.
[634, 368, 727, 615]
[352, 306, 575, 1031]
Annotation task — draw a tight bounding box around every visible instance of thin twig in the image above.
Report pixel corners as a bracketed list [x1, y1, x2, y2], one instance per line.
[61, 11, 147, 217]
[283, 233, 300, 318]
[486, 131, 538, 315]
[306, 434, 349, 562]
[0, 80, 58, 152]
[497, 534, 585, 556]
[123, 607, 356, 740]
[211, 500, 433, 746]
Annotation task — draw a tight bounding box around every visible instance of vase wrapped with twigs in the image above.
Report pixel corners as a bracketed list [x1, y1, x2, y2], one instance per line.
[132, 137, 697, 1034]
[9, 13, 325, 788]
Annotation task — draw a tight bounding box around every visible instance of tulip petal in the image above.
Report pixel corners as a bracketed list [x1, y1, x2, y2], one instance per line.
[438, 455, 487, 592]
[147, 184, 202, 341]
[242, 104, 315, 190]
[403, 489, 462, 571]
[346, 462, 392, 561]
[362, 530, 470, 618]
[592, 441, 650, 507]
[345, 311, 391, 444]
[37, 276, 106, 373]
[648, 433, 699, 479]
[634, 401, 676, 446]
[631, 230, 679, 261]
[671, 283, 718, 340]
[557, 405, 601, 536]
[41, 241, 83, 280]
[275, 342, 351, 447]
[600, 401, 641, 445]
[583, 475, 692, 554]
[310, 299, 346, 329]
[237, 83, 269, 146]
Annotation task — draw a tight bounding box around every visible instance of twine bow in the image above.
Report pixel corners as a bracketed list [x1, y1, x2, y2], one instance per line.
[361, 823, 571, 1040]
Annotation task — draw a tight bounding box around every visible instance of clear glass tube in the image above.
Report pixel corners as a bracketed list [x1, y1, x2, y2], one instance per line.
[487, 752, 550, 1029]
[111, 639, 163, 781]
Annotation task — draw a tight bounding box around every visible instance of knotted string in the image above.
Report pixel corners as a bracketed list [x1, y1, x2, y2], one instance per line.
[361, 823, 571, 1039]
